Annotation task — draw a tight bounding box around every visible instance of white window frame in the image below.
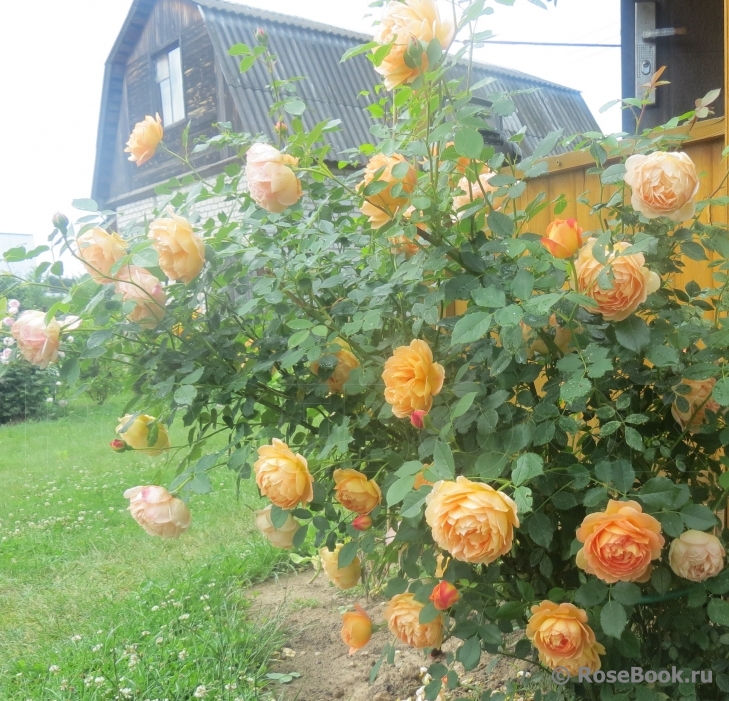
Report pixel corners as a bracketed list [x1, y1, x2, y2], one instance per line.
[155, 45, 185, 126]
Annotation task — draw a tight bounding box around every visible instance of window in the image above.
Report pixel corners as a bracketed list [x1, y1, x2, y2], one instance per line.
[155, 46, 185, 126]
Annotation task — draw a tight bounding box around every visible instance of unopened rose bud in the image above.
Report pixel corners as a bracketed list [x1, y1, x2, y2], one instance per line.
[274, 120, 288, 134]
[110, 439, 127, 452]
[52, 212, 69, 232]
[410, 410, 427, 430]
[254, 27, 267, 44]
[540, 218, 583, 259]
[352, 515, 373, 531]
[8, 299, 20, 309]
[429, 580, 459, 610]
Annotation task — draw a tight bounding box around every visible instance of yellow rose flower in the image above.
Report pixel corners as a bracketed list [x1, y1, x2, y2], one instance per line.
[624, 151, 700, 221]
[526, 601, 605, 675]
[425, 476, 519, 564]
[253, 438, 313, 509]
[359, 153, 417, 229]
[453, 172, 498, 213]
[385, 592, 443, 649]
[148, 211, 205, 284]
[671, 378, 721, 433]
[310, 340, 359, 393]
[575, 238, 660, 322]
[125, 114, 164, 166]
[116, 414, 171, 456]
[669, 530, 725, 582]
[333, 469, 382, 515]
[540, 218, 583, 259]
[254, 504, 299, 549]
[320, 544, 362, 589]
[341, 603, 372, 655]
[575, 500, 664, 583]
[123, 485, 191, 538]
[77, 227, 127, 283]
[114, 265, 167, 327]
[373, 0, 455, 90]
[245, 143, 302, 213]
[382, 339, 445, 418]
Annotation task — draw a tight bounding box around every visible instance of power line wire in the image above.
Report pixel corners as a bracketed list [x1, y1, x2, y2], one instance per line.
[482, 40, 620, 47]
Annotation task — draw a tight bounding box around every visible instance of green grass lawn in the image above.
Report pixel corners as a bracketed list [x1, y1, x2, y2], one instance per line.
[0, 397, 288, 700]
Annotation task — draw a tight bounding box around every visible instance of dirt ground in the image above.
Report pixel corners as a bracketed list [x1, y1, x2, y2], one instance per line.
[247, 570, 539, 701]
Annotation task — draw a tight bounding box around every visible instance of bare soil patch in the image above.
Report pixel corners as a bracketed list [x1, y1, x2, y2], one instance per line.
[246, 571, 539, 701]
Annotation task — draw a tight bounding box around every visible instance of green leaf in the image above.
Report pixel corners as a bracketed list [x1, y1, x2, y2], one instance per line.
[72, 198, 99, 212]
[174, 385, 197, 405]
[708, 598, 729, 626]
[530, 129, 563, 160]
[433, 441, 455, 479]
[452, 391, 478, 419]
[624, 426, 644, 452]
[451, 312, 492, 346]
[400, 488, 430, 519]
[512, 453, 544, 487]
[340, 40, 378, 62]
[337, 541, 359, 568]
[292, 524, 308, 548]
[614, 316, 650, 352]
[658, 512, 684, 538]
[419, 602, 441, 624]
[512, 486, 533, 514]
[681, 241, 708, 261]
[681, 504, 718, 530]
[560, 376, 591, 404]
[487, 210, 514, 238]
[646, 345, 679, 368]
[60, 357, 80, 385]
[575, 579, 608, 606]
[454, 128, 484, 159]
[471, 286, 506, 308]
[181, 367, 204, 385]
[528, 512, 554, 547]
[713, 378, 729, 406]
[511, 270, 534, 300]
[444, 275, 480, 302]
[601, 600, 627, 638]
[456, 637, 482, 671]
[611, 582, 642, 606]
[270, 505, 290, 528]
[284, 99, 306, 116]
[387, 474, 416, 506]
[651, 567, 672, 595]
[639, 477, 680, 508]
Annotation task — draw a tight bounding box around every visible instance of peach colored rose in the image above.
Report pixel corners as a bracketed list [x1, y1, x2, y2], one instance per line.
[341, 603, 372, 655]
[521, 314, 572, 357]
[114, 265, 167, 327]
[76, 227, 126, 282]
[245, 143, 302, 213]
[360, 153, 417, 229]
[526, 601, 605, 675]
[374, 0, 455, 90]
[575, 238, 660, 322]
[333, 469, 382, 515]
[148, 211, 205, 284]
[254, 504, 299, 549]
[253, 438, 313, 509]
[116, 414, 171, 456]
[624, 151, 700, 221]
[123, 485, 191, 538]
[425, 475, 519, 564]
[385, 592, 443, 649]
[541, 218, 583, 259]
[429, 580, 459, 610]
[382, 339, 445, 418]
[389, 234, 421, 257]
[320, 544, 362, 589]
[310, 340, 359, 393]
[11, 311, 79, 369]
[413, 464, 433, 489]
[669, 530, 725, 582]
[576, 499, 664, 583]
[453, 172, 498, 213]
[671, 378, 720, 433]
[125, 114, 164, 167]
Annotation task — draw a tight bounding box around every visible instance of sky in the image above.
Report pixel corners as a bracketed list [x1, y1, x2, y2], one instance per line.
[0, 0, 620, 252]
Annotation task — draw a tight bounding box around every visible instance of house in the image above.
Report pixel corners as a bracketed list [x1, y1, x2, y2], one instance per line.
[620, 0, 724, 131]
[92, 0, 601, 228]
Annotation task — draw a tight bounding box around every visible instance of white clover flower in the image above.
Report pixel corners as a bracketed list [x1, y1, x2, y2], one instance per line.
[193, 685, 208, 698]
[49, 665, 60, 673]
[71, 635, 82, 642]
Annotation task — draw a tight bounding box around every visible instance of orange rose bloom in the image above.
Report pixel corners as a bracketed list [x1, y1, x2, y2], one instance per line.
[382, 339, 445, 418]
[413, 464, 433, 490]
[385, 593, 443, 649]
[430, 580, 459, 610]
[575, 238, 660, 322]
[576, 500, 664, 583]
[341, 603, 372, 654]
[360, 153, 417, 229]
[114, 265, 167, 327]
[310, 340, 359, 393]
[245, 142, 303, 213]
[373, 0, 455, 90]
[77, 227, 126, 283]
[253, 438, 313, 509]
[669, 530, 725, 582]
[389, 234, 421, 257]
[453, 172, 498, 213]
[526, 601, 605, 675]
[333, 469, 382, 515]
[624, 151, 700, 221]
[425, 476, 519, 564]
[541, 218, 583, 259]
[148, 211, 205, 284]
[671, 378, 720, 433]
[320, 544, 362, 589]
[125, 114, 163, 166]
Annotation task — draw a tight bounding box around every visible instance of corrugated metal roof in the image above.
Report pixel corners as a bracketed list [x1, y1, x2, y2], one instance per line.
[198, 0, 599, 158]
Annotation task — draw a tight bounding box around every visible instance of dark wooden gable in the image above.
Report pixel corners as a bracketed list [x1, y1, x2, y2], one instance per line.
[106, 0, 227, 205]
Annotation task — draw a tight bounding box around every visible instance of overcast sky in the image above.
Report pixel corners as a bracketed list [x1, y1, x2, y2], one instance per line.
[0, 0, 620, 249]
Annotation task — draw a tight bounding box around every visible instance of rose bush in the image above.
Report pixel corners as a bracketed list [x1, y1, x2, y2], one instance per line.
[4, 1, 729, 699]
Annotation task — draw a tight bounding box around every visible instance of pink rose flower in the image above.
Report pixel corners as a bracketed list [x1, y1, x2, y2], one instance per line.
[123, 485, 191, 538]
[245, 143, 302, 213]
[11, 310, 80, 369]
[114, 265, 167, 327]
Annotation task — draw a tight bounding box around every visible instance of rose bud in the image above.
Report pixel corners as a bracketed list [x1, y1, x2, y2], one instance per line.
[540, 218, 583, 259]
[352, 515, 373, 531]
[110, 439, 127, 452]
[410, 409, 427, 429]
[429, 580, 459, 610]
[7, 299, 20, 309]
[274, 120, 288, 134]
[2, 317, 14, 328]
[52, 212, 70, 232]
[254, 27, 267, 43]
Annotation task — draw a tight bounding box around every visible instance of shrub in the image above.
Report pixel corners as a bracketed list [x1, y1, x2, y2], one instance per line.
[0, 361, 57, 424]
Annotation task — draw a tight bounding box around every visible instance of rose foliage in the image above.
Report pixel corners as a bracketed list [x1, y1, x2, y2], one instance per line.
[5, 1, 729, 699]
